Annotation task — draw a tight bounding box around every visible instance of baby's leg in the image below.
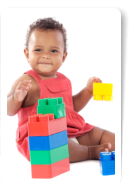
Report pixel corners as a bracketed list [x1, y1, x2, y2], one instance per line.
[68, 138, 111, 163]
[76, 126, 115, 159]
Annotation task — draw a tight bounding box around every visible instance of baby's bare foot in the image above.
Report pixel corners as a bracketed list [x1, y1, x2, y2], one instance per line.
[88, 143, 111, 160]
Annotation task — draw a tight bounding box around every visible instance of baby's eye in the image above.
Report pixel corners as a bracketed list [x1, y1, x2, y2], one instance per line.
[35, 49, 42, 52]
[51, 50, 57, 53]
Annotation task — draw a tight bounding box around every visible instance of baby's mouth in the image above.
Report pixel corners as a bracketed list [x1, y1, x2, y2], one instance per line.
[38, 62, 52, 65]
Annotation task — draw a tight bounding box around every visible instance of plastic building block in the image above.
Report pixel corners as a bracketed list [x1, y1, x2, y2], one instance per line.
[27, 97, 70, 178]
[30, 144, 69, 165]
[28, 114, 67, 136]
[99, 151, 115, 175]
[93, 83, 113, 101]
[31, 157, 70, 178]
[37, 97, 66, 118]
[29, 130, 68, 150]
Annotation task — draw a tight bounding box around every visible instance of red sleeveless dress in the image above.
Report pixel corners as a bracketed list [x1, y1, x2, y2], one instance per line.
[16, 70, 95, 161]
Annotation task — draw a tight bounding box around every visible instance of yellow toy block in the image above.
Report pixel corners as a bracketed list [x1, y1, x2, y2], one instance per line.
[93, 83, 113, 101]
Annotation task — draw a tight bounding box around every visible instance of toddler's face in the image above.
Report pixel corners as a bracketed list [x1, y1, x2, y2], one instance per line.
[24, 29, 67, 79]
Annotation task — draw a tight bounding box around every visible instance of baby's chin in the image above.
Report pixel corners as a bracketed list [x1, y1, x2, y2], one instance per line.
[34, 68, 57, 79]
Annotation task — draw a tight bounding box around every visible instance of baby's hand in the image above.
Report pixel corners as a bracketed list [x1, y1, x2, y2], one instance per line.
[14, 80, 32, 102]
[86, 77, 102, 93]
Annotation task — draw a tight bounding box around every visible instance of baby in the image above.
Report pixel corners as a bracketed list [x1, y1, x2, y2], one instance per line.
[7, 17, 115, 163]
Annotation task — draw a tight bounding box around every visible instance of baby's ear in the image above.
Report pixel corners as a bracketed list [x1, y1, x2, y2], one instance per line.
[24, 48, 29, 62]
[62, 52, 67, 62]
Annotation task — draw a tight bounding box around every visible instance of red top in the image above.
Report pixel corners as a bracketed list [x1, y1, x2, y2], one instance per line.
[16, 70, 94, 161]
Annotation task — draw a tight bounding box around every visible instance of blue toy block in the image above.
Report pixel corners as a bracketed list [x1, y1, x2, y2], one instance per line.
[29, 130, 68, 151]
[99, 151, 115, 176]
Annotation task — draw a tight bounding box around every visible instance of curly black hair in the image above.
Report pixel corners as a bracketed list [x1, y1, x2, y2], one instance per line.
[25, 17, 68, 52]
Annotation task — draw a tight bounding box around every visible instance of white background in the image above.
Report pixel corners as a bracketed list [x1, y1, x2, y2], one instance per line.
[1, 8, 121, 186]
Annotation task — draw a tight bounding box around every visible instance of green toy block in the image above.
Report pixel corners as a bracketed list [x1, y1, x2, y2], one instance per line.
[30, 144, 69, 165]
[37, 97, 66, 119]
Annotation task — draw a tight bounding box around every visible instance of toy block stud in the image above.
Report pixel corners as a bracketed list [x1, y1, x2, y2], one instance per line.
[58, 97, 63, 104]
[103, 95, 113, 101]
[93, 83, 113, 101]
[38, 114, 49, 122]
[48, 114, 54, 120]
[112, 151, 115, 160]
[48, 98, 58, 105]
[29, 114, 39, 122]
[99, 151, 115, 175]
[93, 95, 103, 101]
[37, 97, 66, 119]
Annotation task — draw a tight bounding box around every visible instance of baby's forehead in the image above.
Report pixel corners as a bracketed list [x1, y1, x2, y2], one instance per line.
[29, 29, 64, 48]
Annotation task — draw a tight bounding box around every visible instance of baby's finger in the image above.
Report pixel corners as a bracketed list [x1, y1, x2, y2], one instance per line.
[22, 80, 32, 84]
[20, 81, 32, 86]
[95, 77, 98, 82]
[97, 78, 102, 83]
[23, 80, 32, 82]
[17, 82, 31, 90]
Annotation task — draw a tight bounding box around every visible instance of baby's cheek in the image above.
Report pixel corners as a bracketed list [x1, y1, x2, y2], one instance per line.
[56, 55, 63, 62]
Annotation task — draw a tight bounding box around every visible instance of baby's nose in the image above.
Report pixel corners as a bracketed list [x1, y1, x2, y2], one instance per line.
[42, 54, 51, 58]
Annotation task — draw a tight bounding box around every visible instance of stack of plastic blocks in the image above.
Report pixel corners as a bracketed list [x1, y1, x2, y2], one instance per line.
[99, 151, 115, 176]
[27, 97, 70, 178]
[93, 83, 113, 101]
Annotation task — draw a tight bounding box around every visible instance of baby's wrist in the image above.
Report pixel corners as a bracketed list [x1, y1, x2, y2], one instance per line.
[85, 87, 93, 94]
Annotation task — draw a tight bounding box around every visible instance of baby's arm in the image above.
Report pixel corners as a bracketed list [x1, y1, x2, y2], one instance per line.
[73, 88, 93, 112]
[7, 75, 32, 116]
[73, 77, 102, 112]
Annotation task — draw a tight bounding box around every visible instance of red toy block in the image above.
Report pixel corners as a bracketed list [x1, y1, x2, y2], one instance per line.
[28, 114, 67, 136]
[31, 157, 70, 178]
